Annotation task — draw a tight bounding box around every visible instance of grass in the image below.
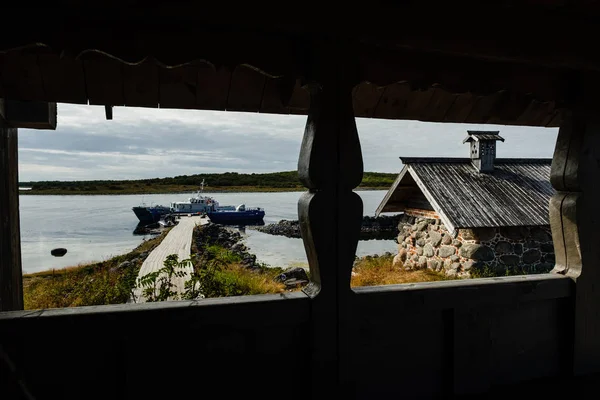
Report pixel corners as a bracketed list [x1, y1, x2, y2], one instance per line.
[23, 230, 170, 310]
[350, 255, 451, 287]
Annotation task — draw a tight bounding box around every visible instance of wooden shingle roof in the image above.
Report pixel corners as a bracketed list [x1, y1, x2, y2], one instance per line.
[376, 158, 554, 234]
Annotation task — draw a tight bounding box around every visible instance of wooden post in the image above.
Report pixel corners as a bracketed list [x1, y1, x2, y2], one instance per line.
[549, 110, 600, 375]
[0, 117, 23, 311]
[298, 51, 363, 397]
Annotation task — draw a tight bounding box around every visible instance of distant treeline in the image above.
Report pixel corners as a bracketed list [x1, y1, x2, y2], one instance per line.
[20, 171, 396, 193]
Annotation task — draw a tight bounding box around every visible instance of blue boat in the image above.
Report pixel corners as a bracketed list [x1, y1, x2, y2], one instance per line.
[207, 205, 265, 224]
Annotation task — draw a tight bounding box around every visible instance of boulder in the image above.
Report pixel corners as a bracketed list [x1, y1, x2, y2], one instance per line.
[460, 244, 495, 261]
[450, 255, 460, 262]
[411, 254, 419, 262]
[494, 241, 513, 254]
[541, 243, 554, 253]
[462, 260, 474, 271]
[514, 244, 523, 255]
[275, 267, 309, 283]
[417, 256, 428, 269]
[452, 239, 462, 248]
[429, 231, 442, 247]
[543, 253, 555, 264]
[416, 221, 429, 232]
[393, 253, 404, 267]
[530, 227, 552, 242]
[442, 234, 452, 245]
[522, 249, 542, 264]
[500, 254, 520, 266]
[444, 258, 453, 270]
[417, 247, 424, 256]
[423, 243, 435, 257]
[524, 241, 540, 249]
[416, 238, 426, 247]
[284, 279, 309, 289]
[439, 246, 456, 258]
[118, 261, 131, 269]
[446, 269, 458, 277]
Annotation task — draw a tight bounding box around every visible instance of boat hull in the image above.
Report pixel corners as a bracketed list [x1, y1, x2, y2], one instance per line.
[132, 206, 169, 224]
[207, 209, 265, 224]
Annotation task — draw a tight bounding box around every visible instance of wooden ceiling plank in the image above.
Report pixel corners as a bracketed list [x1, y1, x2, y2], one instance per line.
[287, 79, 310, 115]
[123, 61, 159, 107]
[159, 64, 198, 109]
[260, 77, 289, 114]
[1, 52, 46, 101]
[196, 64, 230, 111]
[352, 82, 384, 118]
[38, 53, 87, 104]
[227, 65, 267, 112]
[418, 88, 457, 123]
[443, 93, 476, 123]
[83, 55, 125, 106]
[372, 82, 411, 119]
[463, 93, 501, 124]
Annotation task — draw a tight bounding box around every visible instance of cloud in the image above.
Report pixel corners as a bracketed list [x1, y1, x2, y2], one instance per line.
[17, 104, 559, 181]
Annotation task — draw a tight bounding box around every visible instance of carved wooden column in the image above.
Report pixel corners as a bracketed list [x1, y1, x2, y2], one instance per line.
[0, 117, 23, 311]
[550, 110, 600, 375]
[298, 64, 363, 395]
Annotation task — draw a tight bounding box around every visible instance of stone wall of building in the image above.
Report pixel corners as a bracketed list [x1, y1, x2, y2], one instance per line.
[393, 214, 555, 277]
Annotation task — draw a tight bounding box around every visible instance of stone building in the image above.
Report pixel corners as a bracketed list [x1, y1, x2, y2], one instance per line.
[376, 131, 555, 277]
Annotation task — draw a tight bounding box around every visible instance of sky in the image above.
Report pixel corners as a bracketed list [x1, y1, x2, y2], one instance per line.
[17, 103, 559, 182]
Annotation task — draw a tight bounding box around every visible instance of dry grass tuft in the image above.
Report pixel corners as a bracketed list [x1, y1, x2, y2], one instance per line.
[350, 255, 450, 287]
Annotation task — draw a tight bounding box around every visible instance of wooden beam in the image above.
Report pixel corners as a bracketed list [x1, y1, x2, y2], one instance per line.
[0, 99, 56, 130]
[550, 110, 600, 375]
[0, 117, 23, 311]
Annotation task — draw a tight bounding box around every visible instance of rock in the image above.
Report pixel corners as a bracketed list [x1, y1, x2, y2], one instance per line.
[530, 227, 552, 242]
[140, 252, 148, 258]
[543, 253, 555, 264]
[428, 260, 440, 270]
[450, 255, 459, 262]
[462, 260, 474, 271]
[461, 228, 495, 241]
[524, 241, 540, 249]
[118, 261, 131, 269]
[439, 246, 456, 258]
[452, 240, 462, 248]
[522, 249, 541, 264]
[442, 234, 452, 245]
[451, 262, 461, 271]
[284, 279, 309, 289]
[423, 243, 435, 257]
[397, 235, 406, 244]
[384, 252, 392, 257]
[429, 231, 442, 247]
[499, 227, 530, 240]
[536, 263, 554, 273]
[417, 247, 424, 256]
[275, 267, 309, 283]
[404, 260, 415, 269]
[50, 248, 68, 257]
[460, 244, 495, 261]
[393, 253, 404, 267]
[411, 254, 419, 262]
[541, 243, 554, 253]
[416, 221, 429, 232]
[416, 238, 426, 247]
[399, 249, 408, 262]
[500, 254, 520, 266]
[444, 258, 453, 270]
[446, 268, 458, 277]
[417, 256, 428, 269]
[514, 244, 523, 255]
[494, 241, 513, 254]
[411, 232, 417, 239]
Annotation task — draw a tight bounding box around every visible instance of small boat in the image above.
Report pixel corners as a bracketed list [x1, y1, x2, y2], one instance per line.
[207, 204, 265, 224]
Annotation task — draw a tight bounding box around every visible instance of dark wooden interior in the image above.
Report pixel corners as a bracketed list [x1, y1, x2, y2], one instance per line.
[2, 2, 600, 399]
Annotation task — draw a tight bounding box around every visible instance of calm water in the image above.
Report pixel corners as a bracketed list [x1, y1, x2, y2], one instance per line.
[19, 190, 397, 273]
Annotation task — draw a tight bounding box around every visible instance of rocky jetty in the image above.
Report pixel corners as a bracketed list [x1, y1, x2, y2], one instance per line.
[194, 223, 310, 289]
[255, 215, 402, 240]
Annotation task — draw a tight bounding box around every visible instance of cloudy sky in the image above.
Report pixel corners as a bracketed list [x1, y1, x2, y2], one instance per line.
[18, 103, 559, 182]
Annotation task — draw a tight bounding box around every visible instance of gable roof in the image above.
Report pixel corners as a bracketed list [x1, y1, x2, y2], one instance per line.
[376, 158, 554, 234]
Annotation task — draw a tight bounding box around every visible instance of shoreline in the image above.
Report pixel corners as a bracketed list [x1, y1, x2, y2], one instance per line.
[18, 186, 389, 196]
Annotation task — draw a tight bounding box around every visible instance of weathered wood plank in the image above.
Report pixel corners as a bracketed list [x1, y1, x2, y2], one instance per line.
[38, 53, 87, 104]
[1, 52, 45, 101]
[260, 76, 290, 114]
[0, 100, 56, 130]
[287, 79, 310, 115]
[352, 82, 384, 118]
[443, 93, 476, 123]
[122, 60, 159, 107]
[159, 63, 198, 109]
[371, 82, 411, 119]
[83, 54, 125, 106]
[227, 65, 267, 112]
[0, 120, 23, 311]
[196, 64, 230, 111]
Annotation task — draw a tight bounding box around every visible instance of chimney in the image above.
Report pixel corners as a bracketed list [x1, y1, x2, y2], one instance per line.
[462, 131, 505, 173]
